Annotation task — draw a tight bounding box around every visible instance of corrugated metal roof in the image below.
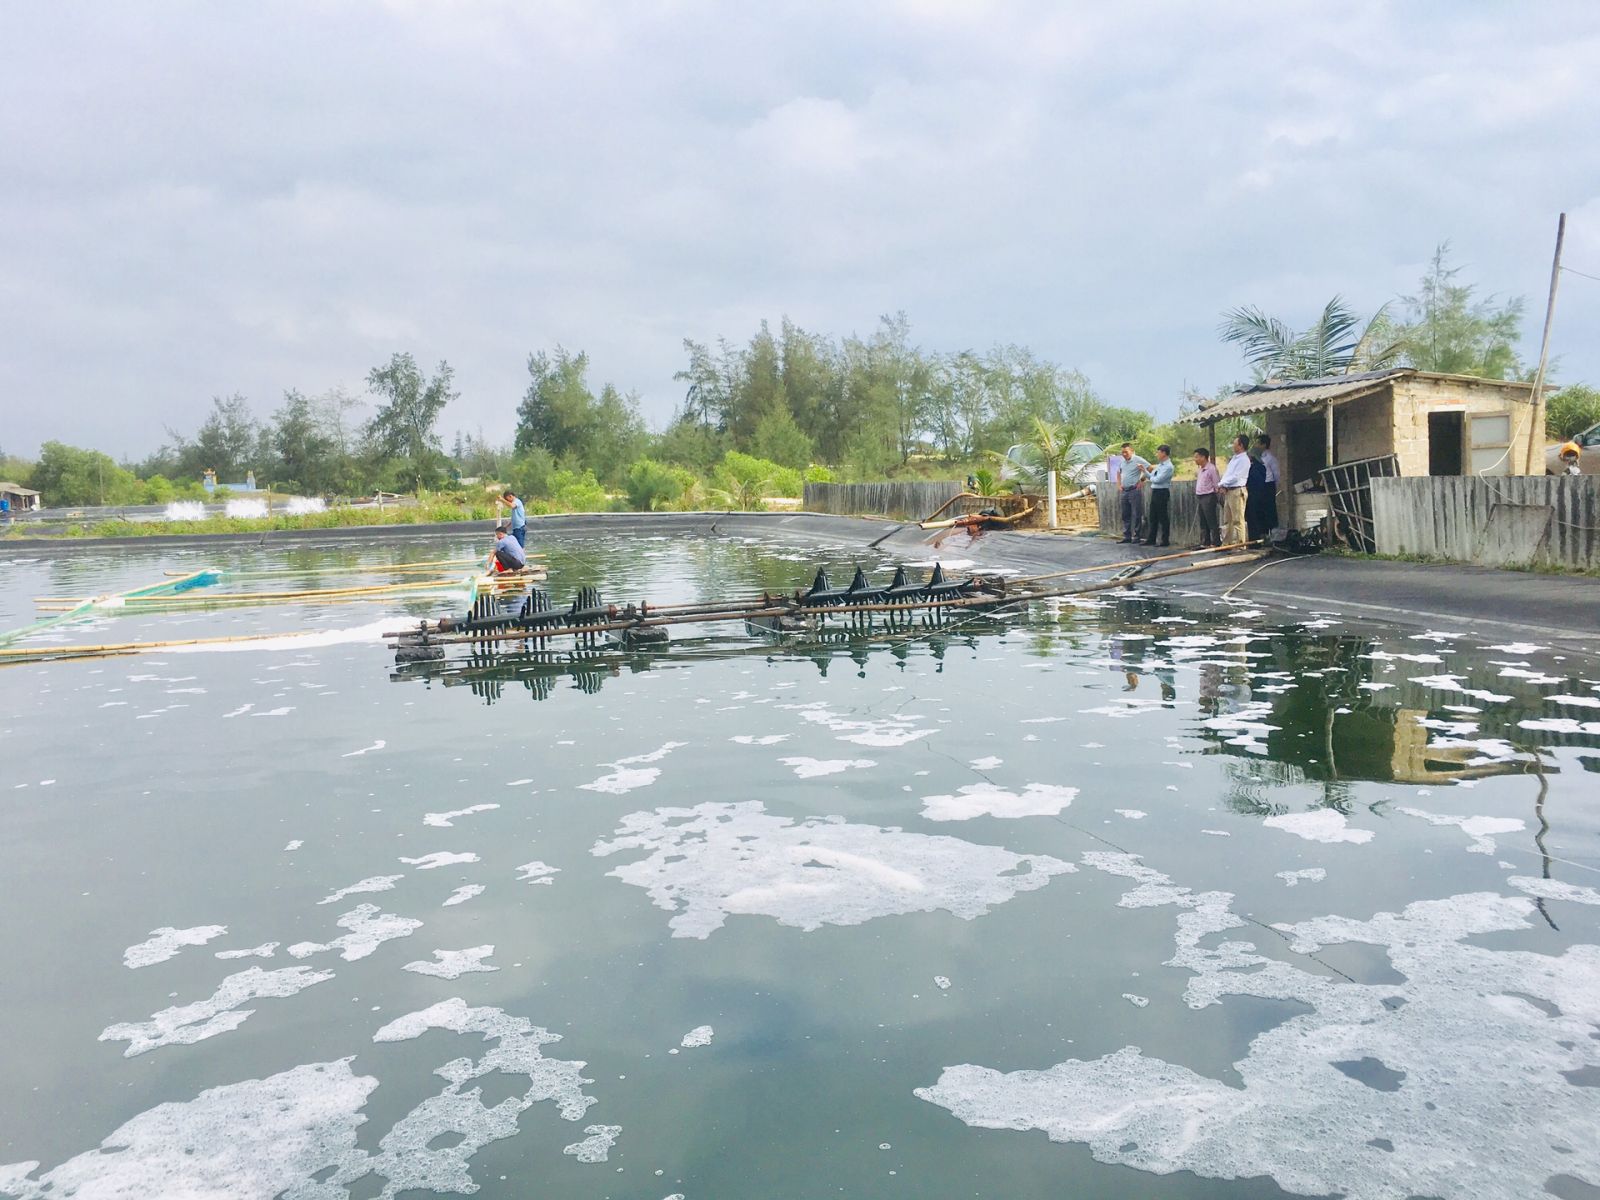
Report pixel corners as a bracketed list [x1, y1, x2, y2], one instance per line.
[1186, 369, 1410, 425]
[0, 482, 41, 495]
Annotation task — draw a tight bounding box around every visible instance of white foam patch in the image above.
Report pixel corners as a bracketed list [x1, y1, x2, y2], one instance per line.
[563, 1125, 621, 1164]
[1115, 809, 1148, 820]
[934, 975, 952, 990]
[731, 734, 789, 745]
[423, 804, 499, 828]
[287, 904, 422, 961]
[318, 875, 404, 905]
[1121, 993, 1149, 1007]
[123, 925, 228, 969]
[778, 756, 876, 779]
[400, 852, 480, 870]
[1276, 868, 1326, 887]
[787, 702, 935, 747]
[516, 861, 560, 885]
[1486, 642, 1546, 654]
[1507, 877, 1600, 906]
[341, 739, 386, 757]
[1521, 716, 1600, 735]
[969, 756, 1004, 770]
[1397, 809, 1525, 855]
[1547, 693, 1600, 709]
[0, 1059, 375, 1199]
[680, 1025, 714, 1048]
[403, 946, 498, 979]
[917, 858, 1600, 1200]
[98, 966, 334, 1057]
[215, 941, 278, 960]
[578, 742, 687, 795]
[284, 840, 303, 851]
[920, 782, 1078, 821]
[168, 618, 408, 655]
[360, 998, 599, 1189]
[592, 801, 1074, 939]
[443, 885, 484, 907]
[1263, 810, 1373, 845]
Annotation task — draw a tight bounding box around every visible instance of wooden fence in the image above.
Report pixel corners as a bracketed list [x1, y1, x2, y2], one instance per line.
[802, 481, 963, 520]
[1371, 476, 1600, 570]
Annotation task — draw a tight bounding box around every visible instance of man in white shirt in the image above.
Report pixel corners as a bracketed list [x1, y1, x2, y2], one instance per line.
[1219, 434, 1250, 545]
[1254, 434, 1281, 533]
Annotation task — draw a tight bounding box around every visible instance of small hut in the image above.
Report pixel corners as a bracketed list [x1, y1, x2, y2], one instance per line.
[0, 483, 42, 514]
[1188, 369, 1542, 537]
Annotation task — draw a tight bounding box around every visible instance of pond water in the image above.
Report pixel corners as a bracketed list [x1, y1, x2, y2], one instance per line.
[2, 533, 1598, 1200]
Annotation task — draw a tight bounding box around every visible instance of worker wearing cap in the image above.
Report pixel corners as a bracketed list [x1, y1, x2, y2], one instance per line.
[1558, 441, 1582, 475]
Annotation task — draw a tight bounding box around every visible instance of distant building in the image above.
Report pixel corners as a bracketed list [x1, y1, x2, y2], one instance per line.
[0, 482, 42, 513]
[1189, 369, 1543, 532]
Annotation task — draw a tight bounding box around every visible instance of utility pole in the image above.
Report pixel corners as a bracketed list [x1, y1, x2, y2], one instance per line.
[1525, 212, 1566, 474]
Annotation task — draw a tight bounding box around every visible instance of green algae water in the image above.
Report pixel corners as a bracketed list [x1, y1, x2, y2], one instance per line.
[2, 533, 1598, 1200]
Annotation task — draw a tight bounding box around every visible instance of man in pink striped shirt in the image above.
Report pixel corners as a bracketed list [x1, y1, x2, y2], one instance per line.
[1192, 447, 1221, 547]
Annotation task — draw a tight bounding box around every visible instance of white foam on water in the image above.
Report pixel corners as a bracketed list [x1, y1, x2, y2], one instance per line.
[1498, 666, 1561, 684]
[400, 852, 479, 870]
[287, 904, 422, 961]
[917, 861, 1600, 1200]
[123, 925, 228, 969]
[786, 702, 935, 747]
[563, 1125, 621, 1164]
[1486, 641, 1546, 654]
[1507, 877, 1600, 906]
[442, 885, 484, 907]
[1547, 693, 1600, 709]
[506, 777, 533, 786]
[515, 861, 560, 885]
[920, 782, 1078, 821]
[1121, 993, 1149, 1007]
[731, 734, 789, 745]
[1276, 868, 1327, 887]
[0, 1059, 375, 1199]
[591, 801, 1074, 939]
[161, 501, 208, 521]
[934, 976, 952, 990]
[341, 739, 386, 757]
[98, 965, 334, 1057]
[1521, 717, 1600, 735]
[318, 875, 404, 905]
[403, 946, 498, 979]
[169, 618, 407, 655]
[680, 1025, 715, 1048]
[284, 496, 326, 515]
[1079, 698, 1171, 719]
[1115, 809, 1148, 820]
[423, 804, 499, 827]
[223, 498, 267, 518]
[215, 942, 278, 960]
[1263, 809, 1374, 845]
[1397, 809, 1524, 855]
[969, 756, 1003, 770]
[221, 703, 253, 718]
[283, 839, 303, 851]
[779, 756, 876, 779]
[1364, 651, 1445, 664]
[251, 706, 294, 718]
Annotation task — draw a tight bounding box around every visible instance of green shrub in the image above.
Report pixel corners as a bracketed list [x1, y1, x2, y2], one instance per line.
[802, 465, 835, 484]
[548, 468, 610, 512]
[625, 458, 691, 511]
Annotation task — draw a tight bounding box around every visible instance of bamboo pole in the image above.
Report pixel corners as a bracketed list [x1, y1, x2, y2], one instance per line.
[1009, 541, 1254, 585]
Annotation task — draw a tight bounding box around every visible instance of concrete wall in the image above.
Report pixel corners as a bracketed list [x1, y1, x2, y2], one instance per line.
[1334, 389, 1395, 463]
[1372, 475, 1600, 570]
[802, 480, 962, 520]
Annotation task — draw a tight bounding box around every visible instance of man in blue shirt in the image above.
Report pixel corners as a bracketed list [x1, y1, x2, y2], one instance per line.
[1116, 443, 1149, 543]
[493, 523, 528, 571]
[1142, 444, 1175, 547]
[499, 490, 527, 547]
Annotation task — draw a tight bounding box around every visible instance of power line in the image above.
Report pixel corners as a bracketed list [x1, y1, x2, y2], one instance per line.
[1560, 264, 1600, 283]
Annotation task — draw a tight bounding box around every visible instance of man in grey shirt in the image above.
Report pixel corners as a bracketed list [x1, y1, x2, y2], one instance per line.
[1116, 442, 1150, 543]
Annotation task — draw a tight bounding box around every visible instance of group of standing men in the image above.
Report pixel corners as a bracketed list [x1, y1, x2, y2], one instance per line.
[1112, 435, 1279, 548]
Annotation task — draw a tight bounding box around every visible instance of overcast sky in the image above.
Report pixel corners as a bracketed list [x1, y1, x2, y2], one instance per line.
[3, 1, 1598, 460]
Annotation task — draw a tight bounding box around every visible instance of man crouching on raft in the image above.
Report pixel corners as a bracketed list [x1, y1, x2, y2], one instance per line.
[493, 522, 528, 572]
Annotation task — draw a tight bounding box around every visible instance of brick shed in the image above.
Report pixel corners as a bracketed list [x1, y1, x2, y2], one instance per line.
[1187, 369, 1542, 531]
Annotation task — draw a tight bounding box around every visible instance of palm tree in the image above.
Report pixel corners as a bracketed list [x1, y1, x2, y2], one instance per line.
[997, 417, 1088, 528]
[1219, 297, 1404, 382]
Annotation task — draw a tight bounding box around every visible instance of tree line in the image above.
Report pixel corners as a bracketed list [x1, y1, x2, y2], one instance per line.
[4, 243, 1596, 510]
